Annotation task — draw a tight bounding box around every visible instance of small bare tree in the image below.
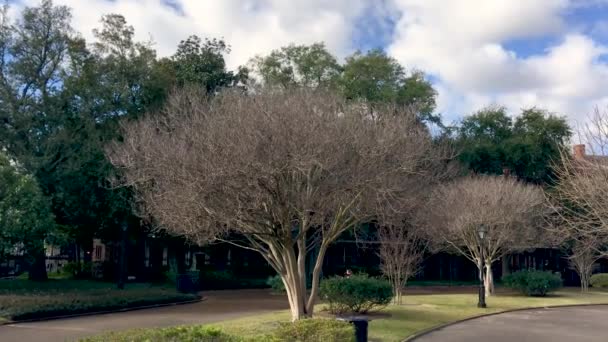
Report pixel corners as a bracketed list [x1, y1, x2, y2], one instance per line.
[426, 176, 545, 297]
[108, 89, 445, 320]
[378, 223, 425, 305]
[567, 237, 601, 292]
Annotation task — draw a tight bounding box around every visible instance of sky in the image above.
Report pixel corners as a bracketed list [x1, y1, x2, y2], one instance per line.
[11, 0, 608, 124]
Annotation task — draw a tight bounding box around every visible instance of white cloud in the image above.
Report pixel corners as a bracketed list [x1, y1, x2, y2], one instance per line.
[12, 0, 608, 125]
[387, 0, 608, 123]
[16, 0, 381, 69]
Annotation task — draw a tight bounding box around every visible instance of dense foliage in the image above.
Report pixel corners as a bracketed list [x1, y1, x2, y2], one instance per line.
[457, 107, 571, 184]
[590, 274, 608, 288]
[0, 153, 56, 280]
[320, 274, 392, 314]
[502, 270, 562, 296]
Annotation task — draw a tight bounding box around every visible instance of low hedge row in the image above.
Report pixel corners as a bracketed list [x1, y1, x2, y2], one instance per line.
[0, 280, 198, 321]
[82, 319, 355, 342]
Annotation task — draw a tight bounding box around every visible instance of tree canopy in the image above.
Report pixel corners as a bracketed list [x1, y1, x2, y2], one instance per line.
[457, 107, 571, 184]
[0, 153, 55, 280]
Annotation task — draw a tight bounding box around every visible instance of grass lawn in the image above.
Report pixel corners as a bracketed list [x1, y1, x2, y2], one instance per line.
[200, 289, 608, 342]
[0, 279, 199, 322]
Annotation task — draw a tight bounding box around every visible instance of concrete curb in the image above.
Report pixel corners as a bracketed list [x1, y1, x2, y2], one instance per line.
[402, 303, 608, 342]
[0, 296, 204, 326]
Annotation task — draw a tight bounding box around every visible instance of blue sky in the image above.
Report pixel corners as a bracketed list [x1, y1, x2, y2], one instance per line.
[11, 0, 608, 124]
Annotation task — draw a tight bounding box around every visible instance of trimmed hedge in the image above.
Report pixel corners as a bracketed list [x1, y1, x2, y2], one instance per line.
[0, 280, 198, 321]
[590, 273, 608, 288]
[320, 274, 392, 314]
[82, 320, 354, 342]
[81, 325, 250, 342]
[502, 270, 562, 297]
[274, 318, 355, 342]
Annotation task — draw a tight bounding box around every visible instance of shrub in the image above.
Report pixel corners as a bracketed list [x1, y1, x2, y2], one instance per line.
[62, 262, 92, 279]
[266, 275, 285, 293]
[273, 319, 355, 342]
[503, 270, 562, 296]
[320, 274, 392, 314]
[82, 325, 250, 342]
[590, 273, 608, 288]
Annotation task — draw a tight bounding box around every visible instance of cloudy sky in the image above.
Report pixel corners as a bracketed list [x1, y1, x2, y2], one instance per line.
[12, 0, 608, 123]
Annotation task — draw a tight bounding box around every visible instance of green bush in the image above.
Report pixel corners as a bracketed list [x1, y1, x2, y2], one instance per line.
[320, 274, 392, 314]
[590, 273, 608, 288]
[266, 275, 285, 293]
[0, 280, 199, 321]
[81, 325, 250, 342]
[83, 321, 354, 342]
[274, 319, 355, 342]
[62, 262, 92, 278]
[502, 270, 562, 296]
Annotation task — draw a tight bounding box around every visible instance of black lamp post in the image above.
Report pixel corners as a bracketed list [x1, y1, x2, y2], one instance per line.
[477, 224, 487, 308]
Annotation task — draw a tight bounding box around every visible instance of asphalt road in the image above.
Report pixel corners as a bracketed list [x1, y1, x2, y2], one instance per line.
[413, 305, 608, 342]
[0, 289, 288, 342]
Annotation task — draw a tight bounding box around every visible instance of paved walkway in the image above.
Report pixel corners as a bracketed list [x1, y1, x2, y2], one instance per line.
[0, 289, 288, 342]
[414, 305, 608, 342]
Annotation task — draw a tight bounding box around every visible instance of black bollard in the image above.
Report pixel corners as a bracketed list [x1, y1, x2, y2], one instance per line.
[338, 316, 369, 342]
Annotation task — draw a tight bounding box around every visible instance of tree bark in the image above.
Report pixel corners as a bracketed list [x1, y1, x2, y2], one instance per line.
[484, 262, 494, 297]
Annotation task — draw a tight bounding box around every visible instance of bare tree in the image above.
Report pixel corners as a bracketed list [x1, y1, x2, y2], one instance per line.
[546, 108, 608, 291]
[107, 88, 445, 320]
[567, 237, 601, 292]
[426, 176, 545, 297]
[549, 108, 608, 236]
[378, 223, 425, 305]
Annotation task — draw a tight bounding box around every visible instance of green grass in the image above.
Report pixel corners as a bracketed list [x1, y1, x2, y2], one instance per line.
[0, 279, 199, 321]
[134, 289, 608, 342]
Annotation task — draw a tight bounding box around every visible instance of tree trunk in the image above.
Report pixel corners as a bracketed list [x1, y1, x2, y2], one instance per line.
[28, 250, 48, 281]
[393, 278, 402, 305]
[484, 262, 494, 297]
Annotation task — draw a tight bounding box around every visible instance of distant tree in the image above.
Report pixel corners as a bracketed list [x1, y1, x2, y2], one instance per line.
[378, 223, 425, 305]
[171, 35, 247, 92]
[0, 153, 55, 281]
[567, 237, 601, 292]
[426, 176, 545, 297]
[458, 107, 571, 184]
[250, 42, 341, 89]
[340, 49, 439, 124]
[108, 89, 446, 320]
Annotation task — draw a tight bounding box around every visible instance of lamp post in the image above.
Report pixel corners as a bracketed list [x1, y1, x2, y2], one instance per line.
[477, 224, 487, 308]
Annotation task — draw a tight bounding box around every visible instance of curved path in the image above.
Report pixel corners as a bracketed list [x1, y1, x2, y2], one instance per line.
[413, 305, 608, 342]
[0, 289, 288, 342]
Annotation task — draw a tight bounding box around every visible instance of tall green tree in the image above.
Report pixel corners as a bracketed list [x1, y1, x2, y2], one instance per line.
[457, 107, 571, 184]
[0, 153, 56, 281]
[171, 35, 247, 92]
[250, 43, 341, 89]
[340, 49, 439, 124]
